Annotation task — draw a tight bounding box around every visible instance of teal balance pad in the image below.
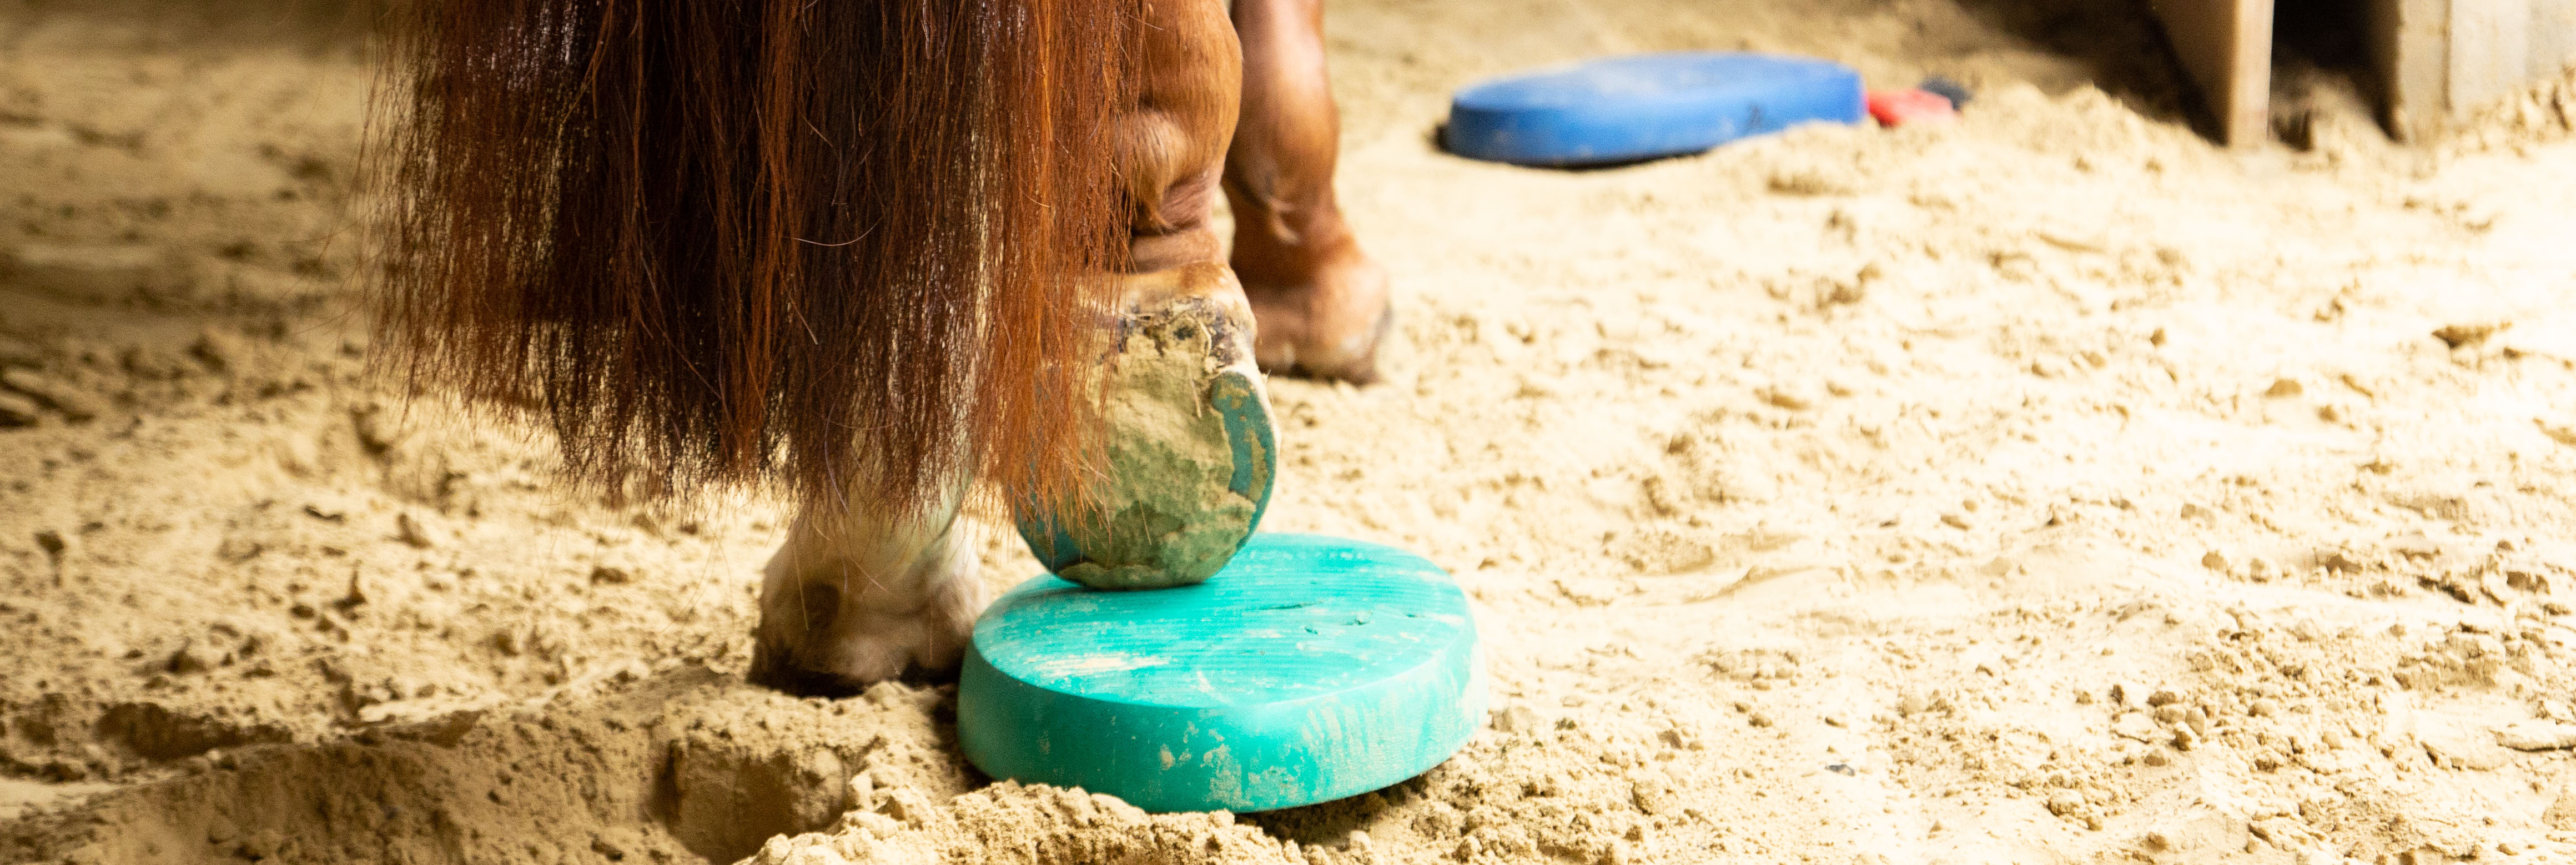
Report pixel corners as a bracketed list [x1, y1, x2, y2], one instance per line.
[958, 533, 1486, 813]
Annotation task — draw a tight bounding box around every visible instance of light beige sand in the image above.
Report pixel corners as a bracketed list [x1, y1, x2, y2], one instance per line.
[8, 1, 2576, 863]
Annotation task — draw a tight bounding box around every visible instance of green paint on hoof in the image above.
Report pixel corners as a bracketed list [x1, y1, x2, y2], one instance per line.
[1019, 295, 1276, 590]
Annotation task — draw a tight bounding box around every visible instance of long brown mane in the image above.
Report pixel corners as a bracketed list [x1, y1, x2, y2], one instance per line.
[372, 0, 1130, 519]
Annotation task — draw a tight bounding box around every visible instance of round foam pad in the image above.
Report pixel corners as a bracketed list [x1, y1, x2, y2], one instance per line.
[959, 533, 1486, 813]
[1445, 52, 1866, 167]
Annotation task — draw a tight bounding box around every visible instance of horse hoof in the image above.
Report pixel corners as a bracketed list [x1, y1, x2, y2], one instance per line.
[751, 519, 985, 693]
[1248, 248, 1391, 385]
[1017, 263, 1277, 590]
[1271, 302, 1392, 386]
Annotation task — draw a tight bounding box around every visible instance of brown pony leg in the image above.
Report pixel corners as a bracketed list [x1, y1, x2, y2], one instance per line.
[753, 0, 1258, 685]
[1124, 0, 1242, 275]
[1022, 0, 1272, 590]
[1225, 0, 1391, 384]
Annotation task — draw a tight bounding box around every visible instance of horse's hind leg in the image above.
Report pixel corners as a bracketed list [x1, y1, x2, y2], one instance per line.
[1225, 0, 1390, 384]
[751, 485, 985, 693]
[1016, 0, 1273, 590]
[752, 0, 1266, 687]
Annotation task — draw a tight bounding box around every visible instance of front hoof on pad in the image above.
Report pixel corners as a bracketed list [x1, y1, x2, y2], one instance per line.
[1019, 264, 1277, 590]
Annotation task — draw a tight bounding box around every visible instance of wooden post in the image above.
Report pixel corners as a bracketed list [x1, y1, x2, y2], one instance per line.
[2371, 0, 2576, 141]
[2149, 0, 2277, 146]
[2537, 0, 2576, 79]
[2367, 0, 2452, 142]
[2452, 0, 2535, 112]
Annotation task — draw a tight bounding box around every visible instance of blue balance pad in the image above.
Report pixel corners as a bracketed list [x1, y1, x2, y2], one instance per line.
[1445, 52, 1866, 167]
[959, 533, 1486, 813]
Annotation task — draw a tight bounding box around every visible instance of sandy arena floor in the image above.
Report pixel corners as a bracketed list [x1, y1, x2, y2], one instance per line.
[8, 0, 2576, 862]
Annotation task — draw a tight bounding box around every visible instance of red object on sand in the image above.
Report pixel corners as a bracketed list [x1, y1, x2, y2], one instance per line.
[1866, 88, 1955, 127]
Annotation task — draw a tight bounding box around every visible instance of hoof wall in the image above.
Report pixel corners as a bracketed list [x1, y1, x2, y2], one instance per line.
[1019, 271, 1277, 590]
